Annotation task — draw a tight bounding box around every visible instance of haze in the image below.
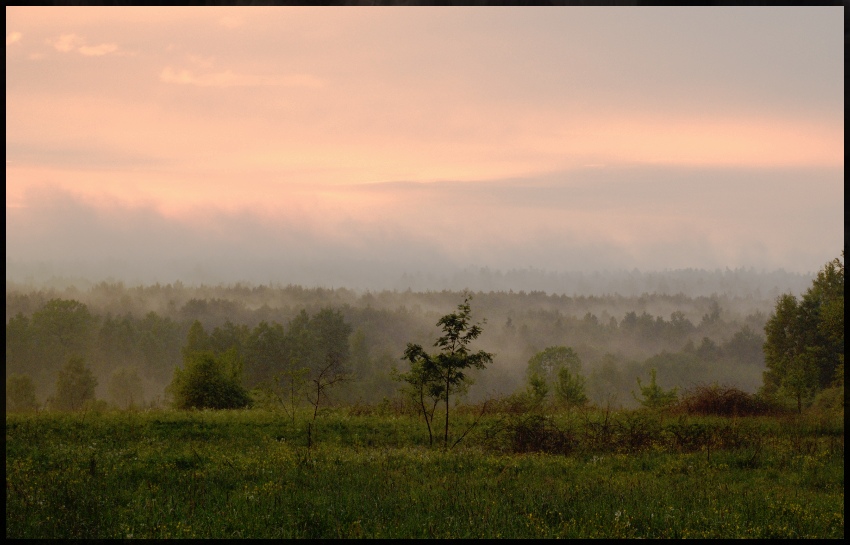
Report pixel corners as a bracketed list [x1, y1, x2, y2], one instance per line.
[6, 6, 843, 290]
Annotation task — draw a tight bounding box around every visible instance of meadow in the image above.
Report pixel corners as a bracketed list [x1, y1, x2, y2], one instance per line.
[6, 405, 844, 539]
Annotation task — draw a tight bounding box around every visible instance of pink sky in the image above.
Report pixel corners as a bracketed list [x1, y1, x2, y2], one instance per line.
[5, 7, 844, 286]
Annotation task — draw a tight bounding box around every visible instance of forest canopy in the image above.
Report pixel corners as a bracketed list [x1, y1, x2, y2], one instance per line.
[4, 265, 836, 412]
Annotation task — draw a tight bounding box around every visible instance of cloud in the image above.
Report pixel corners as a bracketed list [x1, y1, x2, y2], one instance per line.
[6, 31, 22, 46]
[48, 32, 119, 56]
[50, 33, 84, 52]
[187, 54, 215, 69]
[6, 8, 841, 288]
[6, 143, 166, 171]
[78, 43, 119, 56]
[6, 164, 842, 285]
[159, 67, 260, 87]
[159, 66, 323, 88]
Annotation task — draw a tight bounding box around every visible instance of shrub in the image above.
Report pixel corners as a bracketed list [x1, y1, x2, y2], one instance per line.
[169, 349, 251, 410]
[614, 411, 661, 452]
[633, 368, 678, 410]
[808, 384, 844, 416]
[676, 384, 774, 417]
[665, 418, 716, 452]
[508, 414, 574, 454]
[489, 390, 545, 415]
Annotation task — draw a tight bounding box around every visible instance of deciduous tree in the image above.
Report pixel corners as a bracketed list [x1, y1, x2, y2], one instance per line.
[763, 253, 844, 411]
[31, 299, 97, 378]
[108, 366, 144, 409]
[53, 357, 98, 411]
[399, 293, 493, 448]
[7, 373, 38, 413]
[526, 346, 587, 406]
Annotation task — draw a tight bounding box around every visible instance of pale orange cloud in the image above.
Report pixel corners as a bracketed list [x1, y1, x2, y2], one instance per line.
[49, 33, 84, 52]
[159, 66, 323, 88]
[79, 43, 119, 56]
[47, 32, 120, 56]
[6, 31, 23, 46]
[5, 6, 843, 279]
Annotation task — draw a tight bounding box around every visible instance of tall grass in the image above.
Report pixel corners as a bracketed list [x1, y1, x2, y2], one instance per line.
[6, 407, 844, 538]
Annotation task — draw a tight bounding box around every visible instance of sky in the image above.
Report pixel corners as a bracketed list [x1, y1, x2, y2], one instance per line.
[5, 6, 844, 289]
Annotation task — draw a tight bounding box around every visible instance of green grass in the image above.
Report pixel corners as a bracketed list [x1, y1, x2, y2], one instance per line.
[6, 408, 844, 538]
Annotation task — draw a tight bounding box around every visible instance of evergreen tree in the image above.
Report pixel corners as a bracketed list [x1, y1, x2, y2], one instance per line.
[633, 368, 678, 410]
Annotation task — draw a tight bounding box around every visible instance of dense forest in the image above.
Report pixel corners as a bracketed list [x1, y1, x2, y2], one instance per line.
[6, 267, 811, 411]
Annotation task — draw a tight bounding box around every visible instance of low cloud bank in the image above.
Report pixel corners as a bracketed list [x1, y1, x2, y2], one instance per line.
[6, 166, 841, 293]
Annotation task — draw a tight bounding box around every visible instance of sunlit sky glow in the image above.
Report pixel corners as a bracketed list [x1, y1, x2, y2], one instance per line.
[5, 6, 844, 287]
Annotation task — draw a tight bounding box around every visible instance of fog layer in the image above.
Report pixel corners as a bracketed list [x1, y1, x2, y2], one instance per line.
[6, 165, 842, 290]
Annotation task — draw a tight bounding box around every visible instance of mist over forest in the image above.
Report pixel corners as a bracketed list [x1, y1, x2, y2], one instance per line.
[6, 259, 814, 299]
[6, 266, 815, 412]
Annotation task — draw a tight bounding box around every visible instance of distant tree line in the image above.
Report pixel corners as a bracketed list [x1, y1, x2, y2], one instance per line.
[7, 276, 784, 412]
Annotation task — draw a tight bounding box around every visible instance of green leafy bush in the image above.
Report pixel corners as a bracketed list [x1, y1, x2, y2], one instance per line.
[169, 348, 251, 410]
[808, 384, 844, 417]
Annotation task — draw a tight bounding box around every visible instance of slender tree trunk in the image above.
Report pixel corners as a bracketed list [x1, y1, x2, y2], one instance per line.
[444, 376, 450, 449]
[290, 376, 296, 424]
[419, 387, 433, 446]
[312, 381, 321, 422]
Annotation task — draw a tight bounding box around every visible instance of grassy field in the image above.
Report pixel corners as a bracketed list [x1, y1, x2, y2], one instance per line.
[6, 406, 844, 538]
